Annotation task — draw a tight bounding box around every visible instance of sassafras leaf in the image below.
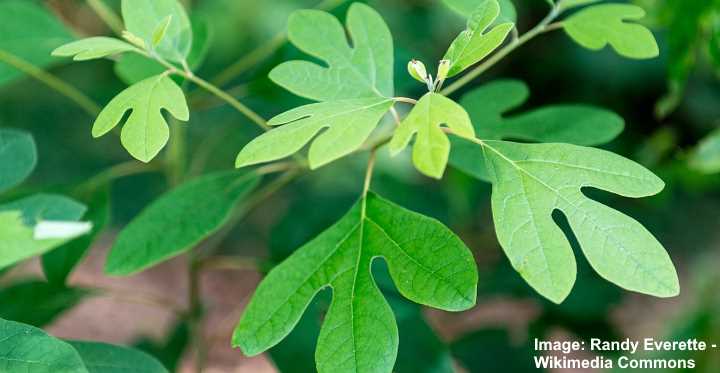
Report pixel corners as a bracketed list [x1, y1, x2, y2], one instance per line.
[236, 98, 394, 169]
[92, 74, 189, 163]
[269, 3, 394, 101]
[390, 93, 475, 179]
[563, 4, 659, 59]
[233, 193, 477, 373]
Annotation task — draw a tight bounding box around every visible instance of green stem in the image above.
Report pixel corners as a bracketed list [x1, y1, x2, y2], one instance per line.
[165, 117, 187, 186]
[80, 161, 162, 193]
[440, 6, 561, 96]
[86, 0, 124, 35]
[0, 50, 101, 116]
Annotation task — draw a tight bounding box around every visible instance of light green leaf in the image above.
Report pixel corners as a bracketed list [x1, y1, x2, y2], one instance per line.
[92, 74, 189, 163]
[443, 0, 514, 78]
[563, 4, 659, 59]
[0, 0, 74, 86]
[51, 37, 138, 61]
[390, 93, 475, 179]
[0, 128, 36, 194]
[475, 140, 677, 302]
[557, 0, 601, 12]
[233, 193, 477, 373]
[69, 341, 168, 373]
[152, 16, 173, 47]
[105, 171, 259, 276]
[689, 128, 720, 174]
[449, 79, 624, 181]
[236, 98, 393, 169]
[0, 318, 88, 373]
[0, 194, 88, 269]
[0, 280, 89, 327]
[121, 0, 192, 62]
[442, 0, 517, 24]
[269, 3, 394, 101]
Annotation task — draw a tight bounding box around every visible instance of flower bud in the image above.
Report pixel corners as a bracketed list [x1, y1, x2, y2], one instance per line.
[436, 60, 451, 83]
[407, 59, 429, 83]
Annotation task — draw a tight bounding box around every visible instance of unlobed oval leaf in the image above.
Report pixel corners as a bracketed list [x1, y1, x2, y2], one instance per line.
[563, 4, 659, 59]
[52, 37, 138, 61]
[236, 98, 394, 169]
[0, 318, 88, 373]
[105, 171, 260, 276]
[0, 128, 36, 194]
[233, 192, 477, 373]
[92, 74, 189, 162]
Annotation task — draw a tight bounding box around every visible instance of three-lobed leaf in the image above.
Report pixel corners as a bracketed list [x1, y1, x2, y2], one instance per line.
[234, 193, 477, 373]
[69, 341, 168, 373]
[468, 140, 678, 303]
[443, 0, 514, 78]
[52, 37, 139, 61]
[121, 0, 193, 63]
[390, 93, 475, 178]
[105, 171, 259, 276]
[563, 4, 659, 59]
[269, 3, 394, 101]
[236, 98, 394, 169]
[92, 74, 189, 163]
[0, 318, 88, 373]
[0, 128, 36, 194]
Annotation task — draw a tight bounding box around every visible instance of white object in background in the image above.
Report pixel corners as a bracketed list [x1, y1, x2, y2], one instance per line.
[34, 220, 93, 240]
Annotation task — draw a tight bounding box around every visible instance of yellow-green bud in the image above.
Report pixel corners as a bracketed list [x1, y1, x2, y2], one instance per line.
[436, 60, 451, 83]
[407, 59, 429, 83]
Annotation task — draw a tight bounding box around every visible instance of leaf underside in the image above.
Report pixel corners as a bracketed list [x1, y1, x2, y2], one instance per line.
[234, 193, 477, 373]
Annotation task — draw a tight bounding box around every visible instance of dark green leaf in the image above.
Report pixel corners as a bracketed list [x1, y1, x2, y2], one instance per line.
[0, 280, 89, 327]
[69, 341, 168, 373]
[0, 318, 88, 372]
[0, 128, 36, 194]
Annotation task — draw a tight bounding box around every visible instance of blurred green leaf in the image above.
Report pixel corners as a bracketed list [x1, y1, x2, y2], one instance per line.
[690, 128, 720, 173]
[92, 74, 189, 162]
[236, 98, 393, 169]
[442, 0, 514, 77]
[557, 0, 601, 12]
[469, 140, 677, 303]
[0, 0, 74, 86]
[105, 171, 259, 276]
[0, 128, 36, 194]
[52, 37, 138, 61]
[390, 93, 475, 179]
[0, 318, 88, 373]
[234, 193, 477, 373]
[1, 194, 86, 226]
[134, 322, 190, 372]
[69, 341, 168, 373]
[0, 280, 89, 327]
[442, 0, 517, 24]
[121, 0, 192, 63]
[269, 3, 394, 101]
[563, 4, 659, 59]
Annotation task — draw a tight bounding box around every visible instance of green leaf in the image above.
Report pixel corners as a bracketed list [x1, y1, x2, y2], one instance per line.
[563, 4, 659, 59]
[449, 79, 624, 181]
[557, 0, 601, 12]
[0, 0, 74, 86]
[133, 322, 189, 373]
[443, 0, 514, 77]
[0, 318, 88, 373]
[69, 341, 168, 373]
[92, 74, 189, 163]
[42, 188, 111, 284]
[475, 140, 678, 302]
[0, 280, 89, 327]
[269, 3, 394, 101]
[442, 0, 517, 24]
[51, 37, 138, 61]
[0, 194, 87, 225]
[389, 93, 475, 179]
[689, 128, 720, 174]
[121, 0, 192, 62]
[152, 16, 173, 48]
[0, 128, 36, 194]
[236, 98, 394, 169]
[233, 193, 477, 373]
[105, 171, 260, 276]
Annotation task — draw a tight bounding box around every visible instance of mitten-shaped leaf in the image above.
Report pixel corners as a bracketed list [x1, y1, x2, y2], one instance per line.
[0, 128, 36, 194]
[52, 37, 138, 61]
[390, 93, 475, 178]
[449, 80, 624, 181]
[269, 3, 394, 101]
[0, 319, 88, 373]
[477, 140, 678, 302]
[92, 74, 189, 163]
[121, 0, 192, 62]
[442, 0, 514, 77]
[563, 4, 659, 59]
[236, 98, 393, 169]
[233, 193, 477, 373]
[105, 172, 259, 276]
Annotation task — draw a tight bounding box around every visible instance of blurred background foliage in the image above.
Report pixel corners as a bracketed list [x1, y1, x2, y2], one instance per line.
[1, 0, 720, 371]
